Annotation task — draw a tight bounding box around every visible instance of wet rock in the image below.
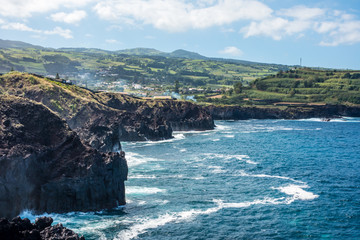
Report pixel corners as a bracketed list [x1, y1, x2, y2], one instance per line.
[0, 216, 84, 240]
[35, 217, 53, 230]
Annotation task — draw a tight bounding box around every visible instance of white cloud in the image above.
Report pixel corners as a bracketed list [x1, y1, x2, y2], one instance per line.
[1, 22, 73, 39]
[319, 20, 360, 46]
[106, 39, 119, 44]
[241, 4, 360, 46]
[315, 21, 338, 34]
[44, 26, 73, 39]
[242, 17, 289, 40]
[278, 5, 325, 20]
[50, 10, 87, 24]
[1, 22, 41, 33]
[0, 0, 94, 18]
[93, 0, 272, 32]
[219, 46, 243, 56]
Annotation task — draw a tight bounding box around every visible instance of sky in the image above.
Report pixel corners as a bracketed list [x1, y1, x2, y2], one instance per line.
[0, 0, 359, 69]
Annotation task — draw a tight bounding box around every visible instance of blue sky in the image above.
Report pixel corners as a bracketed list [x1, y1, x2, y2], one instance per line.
[0, 0, 359, 69]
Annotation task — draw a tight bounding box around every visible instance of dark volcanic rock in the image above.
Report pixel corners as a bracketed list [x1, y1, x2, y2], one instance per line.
[68, 102, 173, 152]
[207, 104, 360, 120]
[0, 96, 128, 218]
[135, 100, 215, 131]
[0, 216, 84, 240]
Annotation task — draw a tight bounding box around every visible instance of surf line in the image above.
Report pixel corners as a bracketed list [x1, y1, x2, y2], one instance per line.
[115, 189, 318, 240]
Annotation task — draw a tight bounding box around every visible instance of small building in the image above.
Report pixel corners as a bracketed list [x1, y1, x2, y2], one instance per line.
[153, 96, 174, 100]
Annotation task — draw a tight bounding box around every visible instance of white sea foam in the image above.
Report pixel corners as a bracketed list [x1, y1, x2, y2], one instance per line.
[272, 184, 319, 203]
[212, 138, 220, 141]
[236, 170, 305, 184]
[129, 174, 157, 179]
[173, 129, 214, 135]
[179, 148, 187, 152]
[203, 153, 257, 165]
[215, 124, 231, 131]
[208, 165, 227, 174]
[116, 191, 319, 240]
[233, 155, 258, 164]
[137, 134, 186, 147]
[125, 152, 165, 168]
[115, 203, 222, 240]
[125, 152, 159, 167]
[219, 197, 286, 208]
[224, 134, 235, 138]
[126, 186, 166, 195]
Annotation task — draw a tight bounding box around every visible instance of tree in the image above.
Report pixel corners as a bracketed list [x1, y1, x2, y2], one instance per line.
[233, 82, 243, 94]
[174, 80, 180, 93]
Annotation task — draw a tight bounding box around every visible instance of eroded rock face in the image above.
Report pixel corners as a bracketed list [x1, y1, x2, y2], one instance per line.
[0, 216, 84, 240]
[0, 96, 128, 218]
[68, 102, 173, 152]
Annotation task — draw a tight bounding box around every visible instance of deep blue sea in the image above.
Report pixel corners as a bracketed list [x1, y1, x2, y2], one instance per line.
[22, 119, 360, 239]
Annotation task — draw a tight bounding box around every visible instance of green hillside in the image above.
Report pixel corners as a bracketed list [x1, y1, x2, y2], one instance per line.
[0, 46, 288, 90]
[198, 68, 360, 105]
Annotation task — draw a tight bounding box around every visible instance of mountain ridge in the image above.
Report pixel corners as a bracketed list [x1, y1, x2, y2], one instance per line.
[0, 38, 285, 66]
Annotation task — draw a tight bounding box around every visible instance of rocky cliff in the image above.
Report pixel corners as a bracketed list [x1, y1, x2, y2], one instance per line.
[207, 104, 360, 120]
[0, 72, 214, 151]
[0, 96, 128, 218]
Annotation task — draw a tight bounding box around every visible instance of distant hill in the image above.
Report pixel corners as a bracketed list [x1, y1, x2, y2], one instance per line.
[0, 39, 44, 49]
[117, 48, 208, 60]
[59, 48, 111, 54]
[117, 48, 165, 56]
[168, 49, 208, 60]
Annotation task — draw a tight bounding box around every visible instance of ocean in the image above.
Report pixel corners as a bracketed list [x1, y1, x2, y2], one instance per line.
[22, 119, 360, 239]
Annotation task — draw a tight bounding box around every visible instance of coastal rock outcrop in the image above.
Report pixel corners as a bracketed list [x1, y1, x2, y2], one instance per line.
[0, 216, 84, 240]
[136, 100, 215, 131]
[207, 104, 360, 120]
[0, 96, 128, 218]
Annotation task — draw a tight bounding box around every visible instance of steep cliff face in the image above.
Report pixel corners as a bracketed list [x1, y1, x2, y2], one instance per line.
[135, 100, 215, 131]
[207, 105, 360, 120]
[69, 102, 172, 151]
[0, 96, 128, 218]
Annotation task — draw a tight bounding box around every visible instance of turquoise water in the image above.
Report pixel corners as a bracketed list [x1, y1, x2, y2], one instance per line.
[22, 119, 360, 239]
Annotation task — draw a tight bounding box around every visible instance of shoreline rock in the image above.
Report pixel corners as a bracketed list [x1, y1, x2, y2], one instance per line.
[0, 216, 84, 240]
